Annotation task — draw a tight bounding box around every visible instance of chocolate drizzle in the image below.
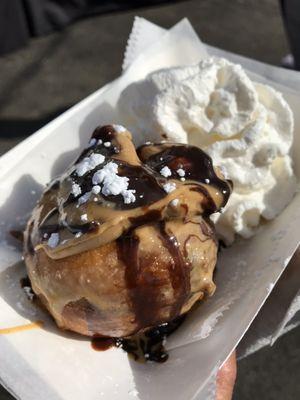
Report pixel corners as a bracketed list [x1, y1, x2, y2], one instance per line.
[120, 315, 186, 363]
[92, 125, 117, 143]
[158, 222, 191, 318]
[129, 210, 161, 227]
[20, 276, 36, 301]
[20, 276, 32, 289]
[117, 230, 163, 331]
[138, 143, 232, 207]
[63, 221, 100, 235]
[39, 218, 99, 238]
[91, 336, 115, 351]
[116, 220, 190, 335]
[191, 185, 219, 214]
[76, 125, 120, 162]
[91, 315, 186, 363]
[26, 221, 34, 255]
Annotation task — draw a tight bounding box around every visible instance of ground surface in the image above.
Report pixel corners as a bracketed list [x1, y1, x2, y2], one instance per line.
[0, 1, 299, 399]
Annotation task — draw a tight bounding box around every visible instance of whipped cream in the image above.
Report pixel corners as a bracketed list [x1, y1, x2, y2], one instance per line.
[118, 57, 297, 243]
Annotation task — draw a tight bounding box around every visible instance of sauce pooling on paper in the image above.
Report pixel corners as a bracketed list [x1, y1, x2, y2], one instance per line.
[91, 315, 186, 363]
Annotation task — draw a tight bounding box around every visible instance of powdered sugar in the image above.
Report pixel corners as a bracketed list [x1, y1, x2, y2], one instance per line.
[92, 162, 119, 185]
[88, 138, 97, 147]
[92, 185, 101, 194]
[163, 182, 176, 193]
[160, 166, 172, 177]
[92, 162, 136, 204]
[80, 214, 88, 222]
[47, 233, 60, 248]
[76, 153, 105, 176]
[71, 183, 82, 197]
[113, 124, 127, 133]
[177, 168, 185, 177]
[78, 191, 91, 205]
[171, 198, 179, 206]
[123, 189, 136, 204]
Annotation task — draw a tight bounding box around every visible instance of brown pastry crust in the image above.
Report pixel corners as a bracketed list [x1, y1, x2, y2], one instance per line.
[24, 125, 231, 338]
[25, 217, 217, 337]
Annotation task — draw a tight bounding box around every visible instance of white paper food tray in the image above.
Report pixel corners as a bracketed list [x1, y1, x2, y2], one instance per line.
[0, 18, 299, 400]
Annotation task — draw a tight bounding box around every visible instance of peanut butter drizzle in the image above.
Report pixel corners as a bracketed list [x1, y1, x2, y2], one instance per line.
[24, 125, 232, 261]
[0, 320, 43, 334]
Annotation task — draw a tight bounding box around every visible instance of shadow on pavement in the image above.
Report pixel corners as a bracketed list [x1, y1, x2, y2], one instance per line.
[0, 107, 71, 138]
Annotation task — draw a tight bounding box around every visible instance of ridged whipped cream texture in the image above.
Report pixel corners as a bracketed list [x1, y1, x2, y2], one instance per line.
[118, 57, 297, 243]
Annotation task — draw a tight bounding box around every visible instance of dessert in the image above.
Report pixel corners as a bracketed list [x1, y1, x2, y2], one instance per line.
[23, 125, 231, 354]
[118, 57, 297, 243]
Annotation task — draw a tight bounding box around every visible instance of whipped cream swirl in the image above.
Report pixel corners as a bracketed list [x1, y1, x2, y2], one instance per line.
[118, 57, 297, 243]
